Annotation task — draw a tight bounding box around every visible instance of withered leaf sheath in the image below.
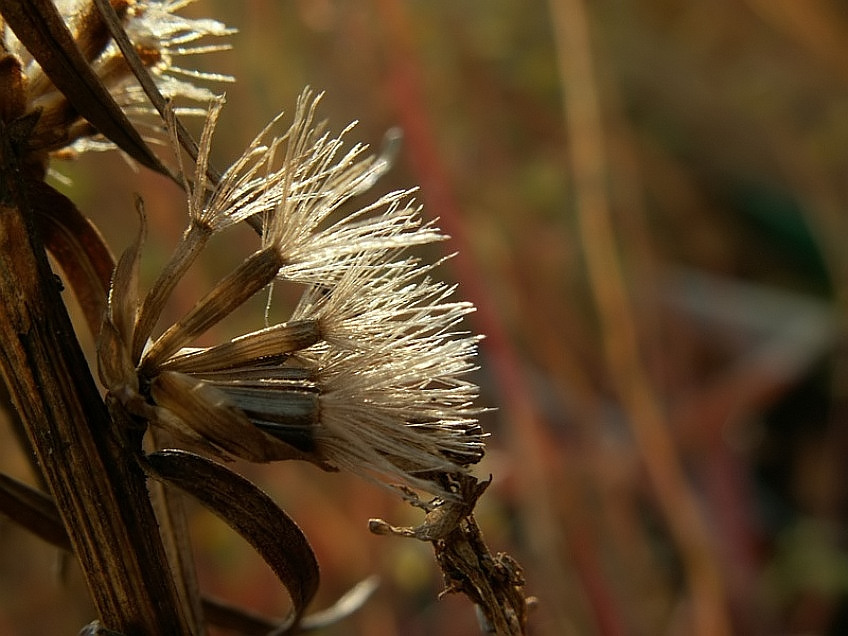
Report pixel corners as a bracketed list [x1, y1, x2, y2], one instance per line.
[98, 89, 486, 495]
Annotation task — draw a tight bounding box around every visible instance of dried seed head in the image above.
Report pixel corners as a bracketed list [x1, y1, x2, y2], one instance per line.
[98, 89, 486, 495]
[1, 0, 234, 164]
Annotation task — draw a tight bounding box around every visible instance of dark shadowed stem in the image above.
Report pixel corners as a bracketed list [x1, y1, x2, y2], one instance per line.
[0, 376, 48, 491]
[0, 127, 190, 635]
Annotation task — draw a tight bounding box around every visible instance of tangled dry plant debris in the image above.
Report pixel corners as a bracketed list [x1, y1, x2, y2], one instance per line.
[371, 475, 531, 634]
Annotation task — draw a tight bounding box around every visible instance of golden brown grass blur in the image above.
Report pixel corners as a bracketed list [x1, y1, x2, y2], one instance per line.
[5, 0, 848, 634]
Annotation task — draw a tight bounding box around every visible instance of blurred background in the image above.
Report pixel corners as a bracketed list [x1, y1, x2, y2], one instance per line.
[4, 0, 848, 634]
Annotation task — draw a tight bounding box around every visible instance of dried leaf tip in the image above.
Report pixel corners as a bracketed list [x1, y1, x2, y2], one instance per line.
[98, 89, 486, 495]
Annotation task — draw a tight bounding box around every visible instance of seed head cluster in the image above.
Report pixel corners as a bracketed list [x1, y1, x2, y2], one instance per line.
[98, 89, 486, 494]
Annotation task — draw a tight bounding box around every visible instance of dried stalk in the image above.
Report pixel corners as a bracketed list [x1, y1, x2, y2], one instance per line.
[0, 125, 190, 634]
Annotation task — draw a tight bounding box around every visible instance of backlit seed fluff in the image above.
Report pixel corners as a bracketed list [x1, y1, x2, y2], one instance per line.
[98, 89, 486, 495]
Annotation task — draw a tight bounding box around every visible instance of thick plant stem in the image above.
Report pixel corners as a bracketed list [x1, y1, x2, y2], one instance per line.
[0, 146, 190, 634]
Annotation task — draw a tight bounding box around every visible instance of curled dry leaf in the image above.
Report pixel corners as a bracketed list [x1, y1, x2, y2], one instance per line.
[97, 197, 145, 395]
[295, 575, 380, 633]
[0, 464, 376, 634]
[206, 575, 382, 636]
[144, 449, 320, 632]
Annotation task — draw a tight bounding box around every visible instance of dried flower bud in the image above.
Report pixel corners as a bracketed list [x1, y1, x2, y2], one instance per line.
[98, 89, 486, 495]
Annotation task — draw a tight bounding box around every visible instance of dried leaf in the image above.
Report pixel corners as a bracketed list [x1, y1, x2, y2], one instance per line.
[108, 197, 145, 345]
[28, 179, 114, 339]
[296, 575, 380, 633]
[0, 470, 352, 635]
[97, 197, 144, 389]
[0, 471, 71, 551]
[200, 597, 279, 635]
[201, 576, 379, 635]
[145, 450, 320, 632]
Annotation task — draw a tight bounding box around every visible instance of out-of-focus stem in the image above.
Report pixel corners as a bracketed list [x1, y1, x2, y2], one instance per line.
[547, 0, 732, 634]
